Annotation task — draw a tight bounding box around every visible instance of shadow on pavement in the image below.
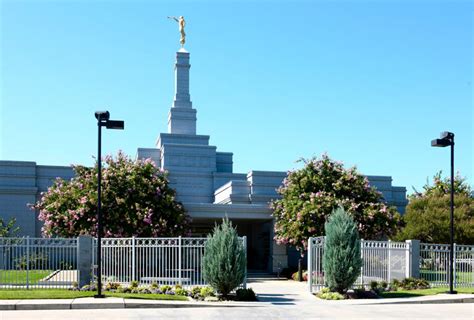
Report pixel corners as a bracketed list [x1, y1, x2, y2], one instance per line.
[257, 293, 297, 305]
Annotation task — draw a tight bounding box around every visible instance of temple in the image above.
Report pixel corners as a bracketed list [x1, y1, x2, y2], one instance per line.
[135, 48, 408, 272]
[0, 47, 408, 273]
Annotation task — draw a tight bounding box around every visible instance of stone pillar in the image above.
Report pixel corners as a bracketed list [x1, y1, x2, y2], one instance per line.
[77, 236, 93, 288]
[168, 49, 197, 135]
[406, 239, 420, 279]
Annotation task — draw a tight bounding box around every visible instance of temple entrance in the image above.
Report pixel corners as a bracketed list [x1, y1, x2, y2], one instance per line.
[191, 219, 273, 273]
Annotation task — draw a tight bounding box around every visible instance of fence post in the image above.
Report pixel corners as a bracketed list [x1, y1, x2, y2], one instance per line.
[406, 239, 420, 278]
[360, 239, 364, 287]
[307, 237, 313, 293]
[453, 243, 457, 288]
[26, 236, 30, 290]
[131, 236, 136, 282]
[77, 235, 93, 288]
[388, 240, 391, 282]
[243, 236, 247, 289]
[178, 236, 182, 285]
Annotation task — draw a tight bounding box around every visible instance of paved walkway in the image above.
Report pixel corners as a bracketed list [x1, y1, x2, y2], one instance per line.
[38, 270, 76, 285]
[247, 278, 315, 306]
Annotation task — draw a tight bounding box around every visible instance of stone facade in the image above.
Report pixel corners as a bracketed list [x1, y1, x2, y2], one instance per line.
[0, 48, 408, 273]
[0, 161, 74, 236]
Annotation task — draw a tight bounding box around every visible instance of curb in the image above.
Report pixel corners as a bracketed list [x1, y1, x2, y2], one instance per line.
[313, 294, 474, 306]
[365, 297, 474, 305]
[0, 298, 263, 311]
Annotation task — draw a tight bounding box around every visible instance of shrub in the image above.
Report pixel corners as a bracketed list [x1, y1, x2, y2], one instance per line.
[200, 286, 215, 298]
[150, 282, 159, 289]
[105, 282, 122, 291]
[175, 288, 188, 296]
[365, 280, 389, 295]
[80, 284, 97, 291]
[190, 287, 202, 299]
[235, 288, 257, 301]
[317, 288, 345, 300]
[291, 271, 308, 281]
[0, 217, 20, 237]
[202, 218, 246, 297]
[117, 286, 131, 293]
[139, 288, 151, 294]
[130, 280, 139, 289]
[323, 207, 362, 294]
[399, 278, 430, 290]
[369, 280, 378, 291]
[160, 285, 172, 292]
[352, 287, 379, 299]
[391, 279, 400, 291]
[150, 288, 162, 294]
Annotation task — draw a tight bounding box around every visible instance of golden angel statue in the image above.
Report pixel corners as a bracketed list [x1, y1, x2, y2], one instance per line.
[168, 16, 186, 47]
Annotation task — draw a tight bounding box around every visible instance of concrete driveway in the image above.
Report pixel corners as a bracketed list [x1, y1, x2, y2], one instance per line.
[247, 277, 315, 306]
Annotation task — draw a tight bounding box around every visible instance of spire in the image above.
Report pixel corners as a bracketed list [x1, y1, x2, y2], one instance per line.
[173, 49, 192, 108]
[168, 49, 197, 135]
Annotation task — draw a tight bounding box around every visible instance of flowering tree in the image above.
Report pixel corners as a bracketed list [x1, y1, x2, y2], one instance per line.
[271, 154, 402, 252]
[33, 151, 190, 237]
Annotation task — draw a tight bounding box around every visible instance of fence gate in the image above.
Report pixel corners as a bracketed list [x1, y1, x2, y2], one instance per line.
[307, 237, 325, 293]
[308, 237, 410, 293]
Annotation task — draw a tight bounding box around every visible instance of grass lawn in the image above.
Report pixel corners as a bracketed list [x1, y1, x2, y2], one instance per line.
[380, 287, 474, 298]
[0, 270, 52, 285]
[420, 270, 473, 284]
[0, 289, 188, 301]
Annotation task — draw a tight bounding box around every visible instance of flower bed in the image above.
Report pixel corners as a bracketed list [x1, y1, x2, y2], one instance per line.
[316, 278, 433, 300]
[72, 282, 257, 302]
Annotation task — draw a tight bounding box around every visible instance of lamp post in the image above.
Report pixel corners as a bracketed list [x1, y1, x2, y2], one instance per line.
[94, 111, 124, 298]
[431, 131, 456, 294]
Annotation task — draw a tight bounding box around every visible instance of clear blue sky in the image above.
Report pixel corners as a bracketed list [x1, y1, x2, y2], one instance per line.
[1, 0, 472, 193]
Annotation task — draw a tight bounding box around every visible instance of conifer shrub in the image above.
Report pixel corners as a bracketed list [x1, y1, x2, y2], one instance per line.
[202, 218, 246, 297]
[323, 207, 362, 294]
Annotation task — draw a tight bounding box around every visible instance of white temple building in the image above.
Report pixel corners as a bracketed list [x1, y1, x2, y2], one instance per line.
[0, 47, 408, 273]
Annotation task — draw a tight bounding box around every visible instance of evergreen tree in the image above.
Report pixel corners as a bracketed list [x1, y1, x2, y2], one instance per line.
[323, 207, 362, 294]
[202, 218, 246, 297]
